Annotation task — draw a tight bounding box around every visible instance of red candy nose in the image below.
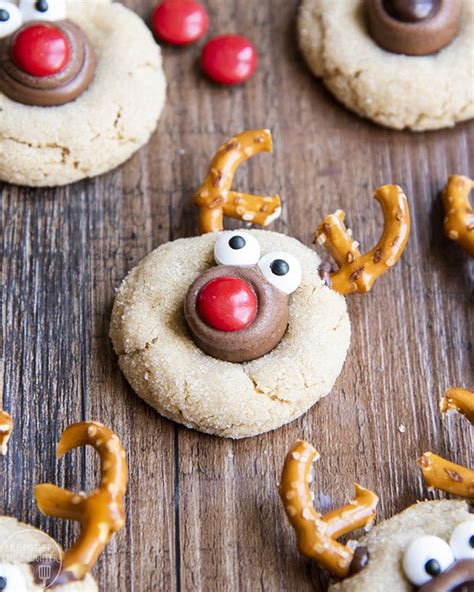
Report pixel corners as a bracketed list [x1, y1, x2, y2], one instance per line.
[197, 277, 257, 332]
[11, 24, 71, 78]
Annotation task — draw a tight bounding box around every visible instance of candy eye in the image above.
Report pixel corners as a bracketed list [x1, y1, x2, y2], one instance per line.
[402, 535, 455, 586]
[214, 231, 261, 266]
[0, 2, 23, 39]
[258, 251, 302, 295]
[0, 564, 27, 591]
[449, 521, 474, 561]
[19, 0, 66, 22]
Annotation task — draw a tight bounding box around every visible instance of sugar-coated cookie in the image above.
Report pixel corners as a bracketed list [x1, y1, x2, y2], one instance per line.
[111, 130, 410, 439]
[329, 500, 474, 592]
[0, 0, 166, 186]
[110, 230, 351, 439]
[297, 0, 474, 131]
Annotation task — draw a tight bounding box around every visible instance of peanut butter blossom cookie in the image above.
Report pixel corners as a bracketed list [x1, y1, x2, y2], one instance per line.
[110, 130, 411, 438]
[280, 388, 474, 590]
[0, 0, 166, 186]
[298, 0, 474, 131]
[0, 416, 128, 590]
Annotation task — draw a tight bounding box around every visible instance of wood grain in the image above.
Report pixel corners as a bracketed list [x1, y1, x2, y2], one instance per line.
[1, 1, 473, 590]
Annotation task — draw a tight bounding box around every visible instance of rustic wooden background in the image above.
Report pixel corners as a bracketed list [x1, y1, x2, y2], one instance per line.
[1, 1, 473, 590]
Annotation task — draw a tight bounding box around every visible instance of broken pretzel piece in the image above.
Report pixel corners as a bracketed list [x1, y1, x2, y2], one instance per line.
[442, 175, 474, 257]
[315, 185, 411, 295]
[418, 452, 474, 500]
[0, 410, 13, 456]
[35, 421, 128, 585]
[441, 387, 474, 425]
[279, 440, 378, 578]
[419, 388, 474, 500]
[194, 129, 281, 234]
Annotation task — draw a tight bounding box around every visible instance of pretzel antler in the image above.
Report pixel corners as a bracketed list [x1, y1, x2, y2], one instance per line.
[35, 422, 128, 585]
[279, 440, 378, 578]
[193, 129, 282, 234]
[315, 185, 411, 294]
[440, 387, 474, 425]
[0, 410, 13, 456]
[418, 388, 474, 500]
[418, 453, 474, 500]
[443, 175, 474, 257]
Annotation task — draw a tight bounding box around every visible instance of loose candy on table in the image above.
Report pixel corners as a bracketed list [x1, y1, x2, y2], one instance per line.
[201, 34, 258, 85]
[152, 0, 209, 45]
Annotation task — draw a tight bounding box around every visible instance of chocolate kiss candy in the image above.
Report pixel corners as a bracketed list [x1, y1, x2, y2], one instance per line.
[0, 20, 96, 106]
[383, 0, 441, 22]
[367, 0, 462, 56]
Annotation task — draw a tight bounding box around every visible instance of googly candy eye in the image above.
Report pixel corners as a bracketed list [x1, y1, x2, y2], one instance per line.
[214, 231, 261, 266]
[449, 521, 474, 561]
[19, 0, 66, 22]
[0, 2, 23, 39]
[402, 535, 455, 586]
[258, 251, 302, 295]
[0, 564, 28, 592]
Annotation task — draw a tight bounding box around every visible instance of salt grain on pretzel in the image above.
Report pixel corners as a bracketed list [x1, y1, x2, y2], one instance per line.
[315, 185, 411, 294]
[279, 440, 378, 578]
[443, 175, 474, 257]
[35, 421, 128, 584]
[194, 129, 282, 233]
[0, 410, 13, 456]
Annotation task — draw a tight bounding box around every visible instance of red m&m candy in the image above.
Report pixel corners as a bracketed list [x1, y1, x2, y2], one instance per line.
[201, 34, 258, 85]
[152, 0, 209, 46]
[197, 276, 258, 332]
[11, 24, 71, 78]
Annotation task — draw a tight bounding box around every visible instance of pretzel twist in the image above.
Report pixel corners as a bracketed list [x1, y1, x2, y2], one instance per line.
[443, 175, 474, 257]
[35, 422, 128, 584]
[279, 440, 378, 578]
[419, 388, 474, 499]
[315, 185, 411, 294]
[0, 410, 13, 456]
[193, 130, 281, 234]
[441, 387, 474, 425]
[418, 453, 474, 500]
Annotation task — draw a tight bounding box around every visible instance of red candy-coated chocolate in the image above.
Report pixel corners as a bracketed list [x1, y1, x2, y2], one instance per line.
[11, 24, 71, 78]
[197, 277, 258, 332]
[201, 34, 258, 85]
[152, 0, 209, 46]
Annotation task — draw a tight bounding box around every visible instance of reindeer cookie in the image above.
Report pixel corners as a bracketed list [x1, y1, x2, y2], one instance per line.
[0, 0, 166, 186]
[279, 388, 474, 591]
[110, 129, 410, 438]
[297, 0, 474, 131]
[0, 417, 128, 590]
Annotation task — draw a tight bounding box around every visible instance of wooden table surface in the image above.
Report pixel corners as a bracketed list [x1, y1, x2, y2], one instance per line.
[1, 1, 473, 591]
